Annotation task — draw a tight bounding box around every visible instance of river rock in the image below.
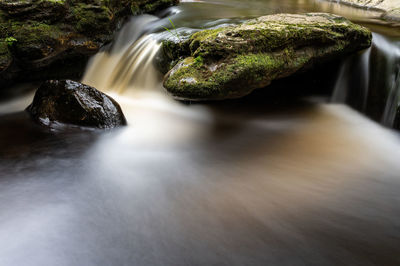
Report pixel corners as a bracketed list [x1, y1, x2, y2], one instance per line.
[161, 13, 372, 101]
[0, 0, 179, 87]
[329, 0, 400, 21]
[26, 80, 127, 129]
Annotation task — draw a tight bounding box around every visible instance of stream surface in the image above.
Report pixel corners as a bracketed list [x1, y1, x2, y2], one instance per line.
[1, 0, 400, 265]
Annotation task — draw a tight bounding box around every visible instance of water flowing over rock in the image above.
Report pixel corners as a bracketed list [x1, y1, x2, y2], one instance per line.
[331, 33, 400, 130]
[161, 13, 372, 101]
[328, 0, 400, 21]
[0, 0, 179, 87]
[26, 80, 127, 129]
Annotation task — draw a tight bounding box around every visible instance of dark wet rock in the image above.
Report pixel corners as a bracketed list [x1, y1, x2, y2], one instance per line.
[26, 80, 127, 129]
[0, 41, 12, 72]
[161, 13, 372, 101]
[0, 0, 179, 88]
[394, 107, 400, 130]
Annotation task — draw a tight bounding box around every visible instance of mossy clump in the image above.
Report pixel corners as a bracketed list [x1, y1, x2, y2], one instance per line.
[162, 13, 372, 101]
[164, 51, 310, 100]
[71, 3, 113, 34]
[8, 21, 63, 60]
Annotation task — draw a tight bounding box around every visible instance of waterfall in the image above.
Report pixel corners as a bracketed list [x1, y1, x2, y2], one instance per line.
[332, 33, 400, 129]
[82, 15, 165, 97]
[82, 14, 400, 130]
[332, 47, 371, 110]
[381, 68, 400, 127]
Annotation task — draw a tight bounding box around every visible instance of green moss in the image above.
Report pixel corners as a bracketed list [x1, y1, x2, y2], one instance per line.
[163, 14, 372, 100]
[161, 37, 190, 64]
[10, 21, 62, 44]
[161, 15, 370, 66]
[165, 53, 289, 99]
[194, 55, 203, 66]
[41, 0, 66, 4]
[0, 0, 180, 86]
[71, 3, 112, 34]
[190, 28, 226, 42]
[2, 21, 65, 60]
[4, 36, 17, 46]
[188, 28, 225, 55]
[130, 3, 140, 14]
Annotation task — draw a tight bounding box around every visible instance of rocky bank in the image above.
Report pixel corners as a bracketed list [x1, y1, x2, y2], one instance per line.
[0, 0, 179, 88]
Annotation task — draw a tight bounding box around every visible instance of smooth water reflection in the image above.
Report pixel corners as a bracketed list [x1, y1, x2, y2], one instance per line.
[171, 0, 400, 36]
[1, 94, 400, 265]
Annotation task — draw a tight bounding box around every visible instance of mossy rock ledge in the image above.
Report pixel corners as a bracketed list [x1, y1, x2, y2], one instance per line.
[161, 13, 372, 101]
[0, 0, 179, 87]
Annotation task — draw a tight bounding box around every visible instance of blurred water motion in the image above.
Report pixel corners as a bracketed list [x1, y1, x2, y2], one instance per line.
[332, 33, 400, 128]
[1, 0, 400, 265]
[1, 90, 400, 265]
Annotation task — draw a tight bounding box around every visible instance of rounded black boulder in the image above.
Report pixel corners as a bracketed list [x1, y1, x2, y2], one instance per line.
[27, 80, 127, 129]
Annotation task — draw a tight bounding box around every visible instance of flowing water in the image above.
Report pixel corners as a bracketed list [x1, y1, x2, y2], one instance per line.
[332, 32, 400, 128]
[1, 0, 400, 265]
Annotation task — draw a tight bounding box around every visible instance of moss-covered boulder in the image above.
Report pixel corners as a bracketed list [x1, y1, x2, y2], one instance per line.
[27, 79, 127, 128]
[0, 0, 179, 87]
[161, 13, 372, 101]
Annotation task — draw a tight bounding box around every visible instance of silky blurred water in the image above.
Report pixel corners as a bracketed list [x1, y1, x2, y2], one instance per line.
[1, 0, 400, 265]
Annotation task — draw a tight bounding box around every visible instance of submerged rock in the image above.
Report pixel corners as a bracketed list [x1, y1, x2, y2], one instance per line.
[27, 80, 127, 129]
[0, 0, 179, 87]
[161, 13, 372, 101]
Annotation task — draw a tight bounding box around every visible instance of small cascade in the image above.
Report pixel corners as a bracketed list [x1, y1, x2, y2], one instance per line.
[332, 47, 371, 110]
[381, 68, 400, 127]
[332, 33, 400, 129]
[82, 15, 165, 96]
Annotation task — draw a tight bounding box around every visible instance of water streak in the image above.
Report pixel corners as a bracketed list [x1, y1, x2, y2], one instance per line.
[82, 16, 164, 97]
[332, 33, 400, 128]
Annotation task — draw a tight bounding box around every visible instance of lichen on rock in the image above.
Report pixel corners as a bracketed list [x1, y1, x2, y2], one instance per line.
[161, 13, 372, 101]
